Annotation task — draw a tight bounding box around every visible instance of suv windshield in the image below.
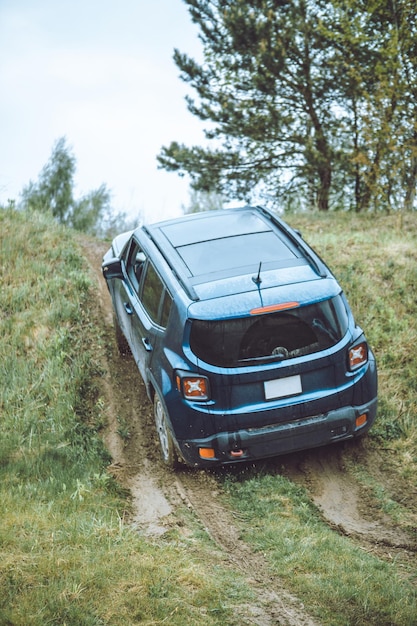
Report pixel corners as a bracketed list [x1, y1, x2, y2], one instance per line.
[190, 296, 348, 367]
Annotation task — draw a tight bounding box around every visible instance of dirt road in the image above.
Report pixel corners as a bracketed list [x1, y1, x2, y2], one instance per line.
[81, 236, 416, 625]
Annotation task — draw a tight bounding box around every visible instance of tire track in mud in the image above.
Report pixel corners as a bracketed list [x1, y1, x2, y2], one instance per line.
[81, 236, 319, 625]
[286, 449, 414, 547]
[102, 347, 317, 624]
[280, 442, 417, 552]
[175, 470, 318, 626]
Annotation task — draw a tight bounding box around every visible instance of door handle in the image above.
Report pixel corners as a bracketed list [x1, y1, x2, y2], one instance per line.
[142, 337, 153, 352]
[123, 302, 133, 315]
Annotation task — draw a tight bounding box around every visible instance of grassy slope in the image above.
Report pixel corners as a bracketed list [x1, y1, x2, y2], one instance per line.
[1, 207, 416, 625]
[0, 208, 250, 626]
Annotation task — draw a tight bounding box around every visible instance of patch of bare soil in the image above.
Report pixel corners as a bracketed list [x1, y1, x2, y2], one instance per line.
[283, 444, 410, 543]
[278, 440, 417, 573]
[80, 236, 416, 624]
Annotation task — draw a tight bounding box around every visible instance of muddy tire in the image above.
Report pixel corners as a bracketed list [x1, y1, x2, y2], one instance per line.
[154, 392, 178, 469]
[113, 313, 131, 355]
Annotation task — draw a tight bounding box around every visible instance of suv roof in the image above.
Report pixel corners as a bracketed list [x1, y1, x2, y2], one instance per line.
[143, 206, 331, 304]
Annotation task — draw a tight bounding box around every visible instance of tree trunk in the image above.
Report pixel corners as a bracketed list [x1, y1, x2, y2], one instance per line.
[316, 163, 331, 211]
[404, 131, 417, 211]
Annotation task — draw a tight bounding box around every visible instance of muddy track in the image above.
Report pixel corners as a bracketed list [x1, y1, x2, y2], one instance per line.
[81, 236, 417, 624]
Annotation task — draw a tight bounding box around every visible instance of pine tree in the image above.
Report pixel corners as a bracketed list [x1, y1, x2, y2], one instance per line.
[159, 0, 417, 212]
[159, 0, 344, 210]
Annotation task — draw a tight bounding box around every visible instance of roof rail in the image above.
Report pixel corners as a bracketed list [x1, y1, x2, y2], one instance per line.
[142, 225, 200, 301]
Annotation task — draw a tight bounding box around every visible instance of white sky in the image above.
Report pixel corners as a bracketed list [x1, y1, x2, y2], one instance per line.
[0, 0, 208, 223]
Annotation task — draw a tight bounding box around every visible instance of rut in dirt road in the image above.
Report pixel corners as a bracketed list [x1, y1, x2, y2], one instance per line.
[99, 333, 319, 624]
[81, 236, 320, 626]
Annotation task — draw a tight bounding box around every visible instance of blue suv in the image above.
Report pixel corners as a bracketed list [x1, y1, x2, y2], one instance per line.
[102, 206, 377, 468]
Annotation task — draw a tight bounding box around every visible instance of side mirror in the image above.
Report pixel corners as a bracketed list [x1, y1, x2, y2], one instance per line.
[102, 257, 123, 280]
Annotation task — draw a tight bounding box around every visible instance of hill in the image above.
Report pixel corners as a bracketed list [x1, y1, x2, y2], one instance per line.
[1, 206, 416, 625]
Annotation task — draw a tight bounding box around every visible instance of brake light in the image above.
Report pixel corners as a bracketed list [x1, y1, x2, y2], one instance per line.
[175, 372, 210, 401]
[250, 302, 299, 315]
[348, 341, 368, 370]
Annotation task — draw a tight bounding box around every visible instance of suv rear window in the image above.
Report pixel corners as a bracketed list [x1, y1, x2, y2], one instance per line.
[189, 296, 348, 367]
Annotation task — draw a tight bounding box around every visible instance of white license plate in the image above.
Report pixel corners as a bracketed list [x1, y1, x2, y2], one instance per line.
[264, 375, 302, 400]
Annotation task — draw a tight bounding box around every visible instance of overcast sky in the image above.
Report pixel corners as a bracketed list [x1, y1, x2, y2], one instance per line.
[0, 0, 208, 223]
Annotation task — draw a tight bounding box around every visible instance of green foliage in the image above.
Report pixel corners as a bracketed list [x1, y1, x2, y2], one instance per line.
[19, 137, 133, 237]
[159, 0, 417, 213]
[183, 189, 224, 214]
[286, 211, 417, 465]
[69, 183, 112, 234]
[20, 137, 76, 220]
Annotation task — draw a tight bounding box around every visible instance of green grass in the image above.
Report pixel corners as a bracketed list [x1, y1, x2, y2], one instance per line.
[1, 206, 417, 625]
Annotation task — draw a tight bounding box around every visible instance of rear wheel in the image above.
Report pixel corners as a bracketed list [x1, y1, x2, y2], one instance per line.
[113, 313, 130, 355]
[154, 392, 178, 469]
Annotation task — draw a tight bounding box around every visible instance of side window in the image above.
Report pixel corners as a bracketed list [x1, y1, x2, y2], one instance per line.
[123, 239, 172, 327]
[160, 290, 173, 328]
[125, 240, 146, 293]
[142, 263, 165, 325]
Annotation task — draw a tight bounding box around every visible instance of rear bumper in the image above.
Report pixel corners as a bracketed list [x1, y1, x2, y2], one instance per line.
[176, 398, 377, 467]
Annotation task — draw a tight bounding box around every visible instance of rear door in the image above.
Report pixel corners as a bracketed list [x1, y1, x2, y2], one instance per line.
[125, 248, 172, 384]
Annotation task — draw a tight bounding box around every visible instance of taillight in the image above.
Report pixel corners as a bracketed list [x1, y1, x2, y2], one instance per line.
[175, 371, 210, 401]
[348, 341, 368, 371]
